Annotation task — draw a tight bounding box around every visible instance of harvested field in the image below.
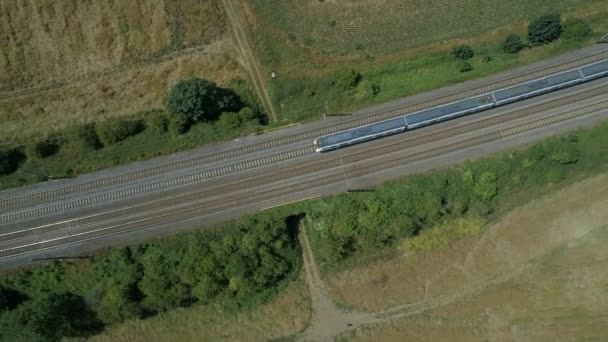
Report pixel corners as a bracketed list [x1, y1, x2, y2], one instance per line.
[0, 0, 246, 144]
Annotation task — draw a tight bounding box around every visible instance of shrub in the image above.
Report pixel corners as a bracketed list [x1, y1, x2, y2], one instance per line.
[502, 33, 525, 54]
[67, 124, 102, 152]
[25, 138, 60, 159]
[168, 113, 190, 136]
[528, 14, 562, 45]
[450, 45, 474, 60]
[332, 69, 362, 90]
[237, 106, 259, 123]
[0, 146, 25, 175]
[458, 61, 473, 73]
[562, 18, 592, 40]
[218, 112, 242, 130]
[165, 78, 244, 123]
[473, 172, 498, 201]
[146, 111, 169, 133]
[96, 119, 144, 146]
[482, 56, 493, 63]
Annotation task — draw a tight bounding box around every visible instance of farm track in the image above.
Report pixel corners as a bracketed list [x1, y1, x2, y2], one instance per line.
[1, 92, 607, 259]
[1, 82, 606, 228]
[1, 51, 607, 211]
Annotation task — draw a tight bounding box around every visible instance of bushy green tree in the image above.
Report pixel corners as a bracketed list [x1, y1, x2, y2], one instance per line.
[528, 14, 562, 45]
[474, 171, 498, 201]
[0, 146, 25, 175]
[562, 18, 592, 40]
[502, 33, 525, 53]
[95, 119, 143, 146]
[165, 78, 243, 123]
[450, 45, 474, 60]
[0, 285, 26, 311]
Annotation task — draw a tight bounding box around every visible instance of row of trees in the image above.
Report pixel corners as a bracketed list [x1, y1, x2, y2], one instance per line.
[447, 14, 593, 74]
[307, 134, 583, 269]
[0, 215, 299, 341]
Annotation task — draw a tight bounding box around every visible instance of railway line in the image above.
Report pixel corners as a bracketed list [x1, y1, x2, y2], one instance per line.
[1, 48, 607, 211]
[1, 82, 607, 229]
[1, 85, 607, 261]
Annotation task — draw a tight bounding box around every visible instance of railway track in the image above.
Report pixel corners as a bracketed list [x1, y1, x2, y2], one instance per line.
[1, 92, 607, 259]
[2, 50, 607, 210]
[2, 82, 606, 227]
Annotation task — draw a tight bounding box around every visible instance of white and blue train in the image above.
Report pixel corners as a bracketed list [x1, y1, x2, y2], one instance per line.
[314, 59, 608, 152]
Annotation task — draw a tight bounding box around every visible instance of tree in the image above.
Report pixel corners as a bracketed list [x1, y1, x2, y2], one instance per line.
[450, 45, 474, 60]
[0, 292, 102, 342]
[502, 33, 525, 54]
[528, 14, 562, 45]
[458, 61, 473, 73]
[0, 146, 25, 175]
[165, 78, 243, 123]
[0, 285, 26, 311]
[562, 18, 592, 40]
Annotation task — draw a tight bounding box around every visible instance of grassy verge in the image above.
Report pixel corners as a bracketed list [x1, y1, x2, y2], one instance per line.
[251, 2, 608, 122]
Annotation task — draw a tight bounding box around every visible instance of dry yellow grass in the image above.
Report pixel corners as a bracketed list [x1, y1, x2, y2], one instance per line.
[325, 172, 608, 313]
[0, 0, 245, 144]
[85, 271, 311, 342]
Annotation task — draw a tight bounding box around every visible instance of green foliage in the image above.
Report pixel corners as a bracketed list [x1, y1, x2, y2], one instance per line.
[332, 69, 362, 90]
[528, 14, 562, 45]
[450, 45, 474, 60]
[0, 292, 102, 342]
[145, 111, 169, 133]
[25, 138, 60, 159]
[403, 216, 486, 253]
[95, 119, 144, 146]
[502, 33, 525, 54]
[458, 61, 473, 73]
[165, 78, 244, 123]
[218, 112, 242, 130]
[66, 124, 102, 152]
[0, 146, 25, 175]
[562, 18, 592, 40]
[0, 215, 299, 340]
[168, 113, 191, 136]
[474, 172, 498, 201]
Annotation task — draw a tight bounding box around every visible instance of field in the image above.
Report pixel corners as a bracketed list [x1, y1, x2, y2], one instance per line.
[0, 0, 246, 144]
[248, 0, 608, 121]
[335, 172, 608, 340]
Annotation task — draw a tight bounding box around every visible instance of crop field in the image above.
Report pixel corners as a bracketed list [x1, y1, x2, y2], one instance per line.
[0, 0, 246, 144]
[252, 0, 600, 57]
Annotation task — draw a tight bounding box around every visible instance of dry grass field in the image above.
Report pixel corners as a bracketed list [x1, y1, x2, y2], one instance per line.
[0, 0, 246, 144]
[326, 172, 608, 340]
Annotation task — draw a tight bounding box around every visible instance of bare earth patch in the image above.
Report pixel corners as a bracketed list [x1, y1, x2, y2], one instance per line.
[325, 172, 608, 315]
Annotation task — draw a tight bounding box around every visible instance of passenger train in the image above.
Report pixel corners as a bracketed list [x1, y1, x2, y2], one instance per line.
[314, 59, 608, 153]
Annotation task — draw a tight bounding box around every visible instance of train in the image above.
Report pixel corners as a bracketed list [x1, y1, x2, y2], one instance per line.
[314, 59, 608, 153]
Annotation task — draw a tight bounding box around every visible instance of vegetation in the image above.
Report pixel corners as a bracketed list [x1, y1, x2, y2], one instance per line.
[0, 214, 301, 341]
[402, 216, 487, 253]
[96, 119, 144, 146]
[0, 146, 25, 175]
[501, 33, 525, 54]
[450, 45, 475, 60]
[305, 121, 608, 272]
[165, 78, 244, 124]
[562, 17, 593, 39]
[528, 14, 563, 45]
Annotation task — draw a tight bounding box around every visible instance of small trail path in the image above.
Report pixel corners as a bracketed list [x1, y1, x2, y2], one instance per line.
[220, 0, 278, 122]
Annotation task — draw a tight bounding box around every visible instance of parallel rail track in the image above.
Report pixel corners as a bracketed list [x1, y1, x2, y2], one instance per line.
[2, 83, 607, 227]
[2, 94, 607, 259]
[2, 50, 607, 210]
